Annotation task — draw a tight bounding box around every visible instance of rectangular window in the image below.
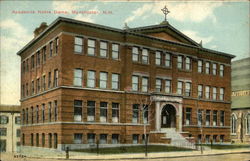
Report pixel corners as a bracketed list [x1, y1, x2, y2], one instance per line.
[54, 100, 58, 121]
[112, 103, 119, 123]
[185, 82, 191, 97]
[198, 85, 203, 98]
[132, 47, 139, 62]
[36, 51, 40, 66]
[177, 81, 183, 95]
[87, 101, 95, 121]
[42, 46, 46, 63]
[132, 76, 139, 91]
[49, 41, 53, 57]
[185, 57, 191, 70]
[25, 108, 28, 124]
[206, 110, 211, 126]
[220, 111, 225, 126]
[219, 65, 224, 76]
[26, 58, 29, 72]
[31, 106, 34, 124]
[111, 74, 119, 90]
[213, 111, 217, 126]
[112, 44, 119, 60]
[55, 37, 59, 55]
[74, 69, 83, 87]
[100, 102, 107, 122]
[74, 37, 83, 53]
[87, 39, 95, 56]
[42, 133, 45, 147]
[31, 81, 34, 95]
[177, 55, 183, 69]
[16, 129, 21, 137]
[54, 69, 58, 87]
[74, 133, 83, 144]
[87, 133, 95, 144]
[100, 41, 108, 57]
[165, 53, 171, 67]
[36, 78, 40, 93]
[100, 134, 107, 144]
[142, 49, 149, 64]
[100, 72, 108, 89]
[31, 55, 35, 69]
[112, 134, 119, 144]
[0, 116, 8, 124]
[165, 80, 171, 93]
[15, 116, 21, 125]
[36, 105, 39, 123]
[31, 134, 34, 146]
[42, 75, 46, 91]
[26, 83, 28, 96]
[142, 77, 148, 92]
[36, 133, 39, 146]
[74, 100, 82, 122]
[185, 108, 191, 125]
[198, 60, 203, 73]
[197, 109, 203, 126]
[42, 104, 45, 123]
[155, 51, 161, 65]
[87, 71, 95, 88]
[205, 62, 210, 74]
[48, 72, 51, 88]
[155, 79, 162, 92]
[212, 87, 217, 100]
[0, 128, 7, 136]
[212, 63, 217, 75]
[48, 102, 52, 122]
[143, 105, 148, 124]
[219, 88, 224, 100]
[205, 86, 210, 99]
[132, 104, 139, 123]
[132, 134, 139, 144]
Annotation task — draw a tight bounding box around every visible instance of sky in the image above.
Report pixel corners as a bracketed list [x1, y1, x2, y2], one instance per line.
[0, 1, 249, 105]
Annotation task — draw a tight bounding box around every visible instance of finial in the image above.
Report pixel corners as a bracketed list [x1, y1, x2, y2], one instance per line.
[199, 40, 203, 47]
[161, 5, 170, 22]
[123, 23, 129, 30]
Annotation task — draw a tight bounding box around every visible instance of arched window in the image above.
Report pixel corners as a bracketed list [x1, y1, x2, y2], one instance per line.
[231, 114, 237, 134]
[246, 114, 250, 134]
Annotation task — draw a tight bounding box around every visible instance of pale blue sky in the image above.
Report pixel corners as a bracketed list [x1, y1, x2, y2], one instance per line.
[0, 1, 249, 105]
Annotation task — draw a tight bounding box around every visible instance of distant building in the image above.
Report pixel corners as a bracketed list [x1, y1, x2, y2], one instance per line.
[0, 105, 21, 152]
[231, 57, 250, 143]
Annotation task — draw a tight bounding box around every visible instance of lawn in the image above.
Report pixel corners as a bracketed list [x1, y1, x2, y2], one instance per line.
[72, 145, 193, 154]
[202, 144, 250, 149]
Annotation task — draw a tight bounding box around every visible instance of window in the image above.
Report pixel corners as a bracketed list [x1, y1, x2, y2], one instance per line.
[48, 72, 51, 88]
[132, 104, 139, 123]
[74, 133, 83, 144]
[100, 72, 108, 89]
[74, 100, 82, 122]
[15, 116, 21, 125]
[22, 134, 25, 145]
[220, 111, 225, 126]
[219, 88, 224, 101]
[31, 106, 34, 124]
[22, 109, 25, 125]
[165, 53, 171, 67]
[54, 133, 58, 149]
[31, 81, 35, 95]
[155, 79, 162, 92]
[155, 51, 161, 65]
[177, 55, 183, 69]
[48, 133, 52, 148]
[198, 60, 203, 73]
[54, 69, 58, 87]
[100, 134, 107, 144]
[25, 108, 28, 124]
[42, 133, 45, 147]
[36, 133, 39, 146]
[42, 46, 46, 63]
[87, 39, 95, 56]
[205, 62, 210, 74]
[36, 78, 40, 93]
[42, 75, 46, 91]
[87, 133, 95, 144]
[142, 77, 148, 92]
[142, 49, 149, 64]
[185, 82, 191, 97]
[205, 135, 210, 144]
[0, 140, 6, 152]
[205, 86, 210, 99]
[219, 65, 224, 76]
[132, 76, 139, 91]
[100, 41, 108, 57]
[26, 83, 29, 96]
[198, 85, 203, 98]
[31, 55, 35, 69]
[185, 57, 191, 70]
[49, 41, 53, 57]
[87, 71, 95, 88]
[74, 69, 83, 87]
[165, 80, 171, 93]
[143, 105, 148, 124]
[112, 44, 119, 59]
[0, 128, 7, 136]
[87, 101, 95, 121]
[31, 133, 34, 146]
[74, 37, 83, 53]
[220, 135, 224, 143]
[197, 109, 203, 126]
[42, 104, 45, 123]
[132, 47, 139, 62]
[54, 100, 58, 121]
[36, 51, 40, 66]
[22, 84, 25, 97]
[48, 102, 52, 122]
[26, 58, 29, 72]
[100, 102, 107, 122]
[213, 135, 217, 143]
[212, 87, 217, 100]
[112, 103, 119, 123]
[177, 81, 183, 95]
[212, 63, 217, 75]
[112, 134, 119, 144]
[132, 134, 139, 144]
[231, 114, 237, 134]
[111, 74, 119, 90]
[36, 105, 39, 123]
[205, 110, 211, 126]
[0, 116, 8, 124]
[185, 108, 191, 125]
[55, 37, 59, 55]
[246, 114, 250, 134]
[197, 135, 202, 144]
[213, 111, 217, 126]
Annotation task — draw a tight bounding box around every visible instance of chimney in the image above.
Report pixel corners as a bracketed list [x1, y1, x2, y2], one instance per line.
[33, 22, 48, 38]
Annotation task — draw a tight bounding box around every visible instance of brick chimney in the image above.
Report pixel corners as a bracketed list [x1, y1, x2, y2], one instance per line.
[34, 22, 48, 38]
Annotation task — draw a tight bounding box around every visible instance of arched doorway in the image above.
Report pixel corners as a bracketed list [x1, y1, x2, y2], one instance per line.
[161, 104, 176, 128]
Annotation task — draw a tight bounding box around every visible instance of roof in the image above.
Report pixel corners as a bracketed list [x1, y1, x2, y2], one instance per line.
[16, 17, 235, 59]
[0, 105, 21, 112]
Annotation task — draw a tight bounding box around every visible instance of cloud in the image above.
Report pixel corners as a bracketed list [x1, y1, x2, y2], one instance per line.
[182, 30, 213, 45]
[74, 6, 99, 23]
[52, 1, 80, 12]
[125, 2, 222, 23]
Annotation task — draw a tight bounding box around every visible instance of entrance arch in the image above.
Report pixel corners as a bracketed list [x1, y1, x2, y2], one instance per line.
[161, 104, 176, 128]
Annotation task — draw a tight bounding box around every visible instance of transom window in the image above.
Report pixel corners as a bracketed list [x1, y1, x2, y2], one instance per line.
[74, 37, 83, 53]
[100, 41, 108, 57]
[87, 39, 95, 56]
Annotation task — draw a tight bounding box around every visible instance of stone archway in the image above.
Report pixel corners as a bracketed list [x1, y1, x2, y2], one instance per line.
[161, 104, 176, 128]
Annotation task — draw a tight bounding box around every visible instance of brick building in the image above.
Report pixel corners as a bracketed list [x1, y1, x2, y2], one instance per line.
[17, 17, 234, 150]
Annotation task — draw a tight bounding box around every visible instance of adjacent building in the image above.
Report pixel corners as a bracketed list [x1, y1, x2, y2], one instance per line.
[0, 105, 21, 152]
[231, 57, 250, 143]
[17, 17, 234, 150]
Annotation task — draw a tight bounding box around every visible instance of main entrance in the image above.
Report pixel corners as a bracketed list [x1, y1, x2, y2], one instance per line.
[161, 104, 176, 128]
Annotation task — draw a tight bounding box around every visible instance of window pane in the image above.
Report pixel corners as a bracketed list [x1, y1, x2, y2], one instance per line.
[87, 71, 95, 88]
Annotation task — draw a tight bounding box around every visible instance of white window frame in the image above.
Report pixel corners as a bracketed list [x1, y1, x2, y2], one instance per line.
[177, 81, 183, 95]
[177, 55, 183, 69]
[165, 80, 171, 93]
[185, 57, 191, 70]
[155, 51, 161, 65]
[87, 39, 95, 56]
[165, 53, 171, 67]
[100, 41, 108, 57]
[132, 76, 139, 91]
[132, 47, 139, 62]
[142, 77, 148, 92]
[219, 88, 224, 100]
[111, 74, 119, 90]
[74, 37, 83, 53]
[219, 64, 224, 77]
[212, 63, 217, 75]
[87, 71, 96, 88]
[74, 69, 83, 87]
[155, 79, 162, 92]
[99, 72, 108, 89]
[205, 86, 210, 99]
[198, 60, 203, 73]
[142, 49, 149, 64]
[112, 44, 119, 60]
[212, 87, 217, 100]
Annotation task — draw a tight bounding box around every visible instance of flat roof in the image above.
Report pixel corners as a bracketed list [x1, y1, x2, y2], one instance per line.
[0, 105, 21, 112]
